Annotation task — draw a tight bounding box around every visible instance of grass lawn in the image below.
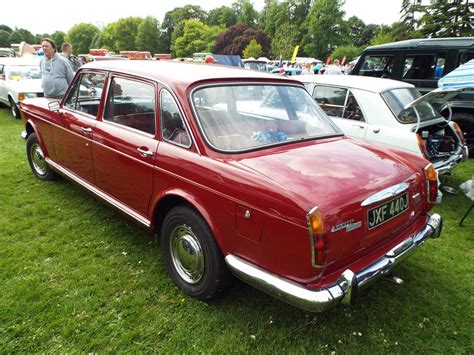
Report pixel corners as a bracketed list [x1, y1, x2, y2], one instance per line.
[0, 107, 472, 352]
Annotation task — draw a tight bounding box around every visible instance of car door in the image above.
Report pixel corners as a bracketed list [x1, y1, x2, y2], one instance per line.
[0, 64, 7, 104]
[312, 85, 368, 139]
[52, 71, 106, 184]
[92, 74, 159, 219]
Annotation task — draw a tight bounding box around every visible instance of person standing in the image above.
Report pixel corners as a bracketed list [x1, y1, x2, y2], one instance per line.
[301, 62, 314, 75]
[40, 38, 74, 99]
[324, 59, 343, 75]
[60, 42, 82, 72]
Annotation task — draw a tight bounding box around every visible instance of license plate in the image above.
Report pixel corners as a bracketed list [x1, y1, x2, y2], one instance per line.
[367, 193, 409, 230]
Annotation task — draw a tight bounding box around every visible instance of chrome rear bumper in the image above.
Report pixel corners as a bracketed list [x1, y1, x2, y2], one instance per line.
[225, 214, 442, 312]
[435, 145, 469, 175]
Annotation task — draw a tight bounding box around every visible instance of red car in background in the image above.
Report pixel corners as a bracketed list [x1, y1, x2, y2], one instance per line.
[20, 61, 442, 312]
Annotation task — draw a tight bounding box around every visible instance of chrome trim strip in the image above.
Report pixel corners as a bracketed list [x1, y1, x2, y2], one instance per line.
[361, 182, 410, 207]
[226, 214, 442, 312]
[46, 158, 151, 227]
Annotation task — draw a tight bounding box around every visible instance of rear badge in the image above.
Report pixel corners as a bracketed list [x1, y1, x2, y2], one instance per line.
[331, 220, 362, 233]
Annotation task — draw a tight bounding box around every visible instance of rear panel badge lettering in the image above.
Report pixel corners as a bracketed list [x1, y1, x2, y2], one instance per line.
[331, 220, 362, 233]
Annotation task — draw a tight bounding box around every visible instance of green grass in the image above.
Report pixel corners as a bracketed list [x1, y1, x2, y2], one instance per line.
[0, 107, 472, 352]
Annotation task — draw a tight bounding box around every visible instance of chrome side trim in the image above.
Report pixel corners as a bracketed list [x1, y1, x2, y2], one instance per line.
[361, 182, 410, 207]
[226, 214, 442, 312]
[46, 158, 151, 227]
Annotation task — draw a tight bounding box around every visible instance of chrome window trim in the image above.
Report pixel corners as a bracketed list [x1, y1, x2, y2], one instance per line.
[45, 157, 151, 227]
[159, 88, 192, 149]
[361, 182, 410, 207]
[189, 82, 343, 154]
[102, 75, 158, 135]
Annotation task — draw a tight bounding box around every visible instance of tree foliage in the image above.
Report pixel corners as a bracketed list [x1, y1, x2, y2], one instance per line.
[51, 31, 66, 47]
[271, 22, 298, 60]
[302, 0, 347, 59]
[330, 45, 362, 62]
[66, 23, 99, 55]
[161, 5, 207, 54]
[0, 30, 10, 47]
[214, 23, 271, 57]
[207, 6, 238, 28]
[232, 0, 259, 28]
[136, 16, 161, 54]
[419, 0, 473, 37]
[243, 39, 262, 58]
[8, 28, 35, 45]
[172, 20, 222, 58]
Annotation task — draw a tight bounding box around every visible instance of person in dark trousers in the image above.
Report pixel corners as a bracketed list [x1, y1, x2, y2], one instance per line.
[40, 38, 74, 99]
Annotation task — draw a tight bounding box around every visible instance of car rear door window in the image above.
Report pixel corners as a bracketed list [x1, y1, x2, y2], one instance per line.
[103, 77, 156, 135]
[160, 90, 191, 147]
[403, 54, 446, 80]
[343, 91, 365, 121]
[312, 85, 348, 117]
[64, 72, 105, 117]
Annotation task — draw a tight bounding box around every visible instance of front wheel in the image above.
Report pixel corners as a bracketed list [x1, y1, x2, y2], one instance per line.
[161, 206, 231, 300]
[26, 133, 59, 181]
[9, 97, 20, 119]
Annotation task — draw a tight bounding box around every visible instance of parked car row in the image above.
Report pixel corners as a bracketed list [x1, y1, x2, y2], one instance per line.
[19, 61, 443, 312]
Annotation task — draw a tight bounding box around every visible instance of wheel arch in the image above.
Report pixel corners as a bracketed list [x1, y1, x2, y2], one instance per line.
[150, 189, 227, 252]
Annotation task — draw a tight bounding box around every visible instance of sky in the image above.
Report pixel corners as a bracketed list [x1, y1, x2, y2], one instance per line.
[1, 0, 403, 35]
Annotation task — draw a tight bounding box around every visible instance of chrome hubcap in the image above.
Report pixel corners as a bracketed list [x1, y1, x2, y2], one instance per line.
[30, 143, 47, 175]
[169, 225, 204, 284]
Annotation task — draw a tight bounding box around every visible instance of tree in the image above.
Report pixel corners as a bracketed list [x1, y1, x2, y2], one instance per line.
[330, 45, 363, 63]
[51, 31, 66, 47]
[302, 0, 347, 59]
[172, 20, 223, 58]
[161, 5, 207, 53]
[8, 28, 35, 44]
[136, 16, 162, 54]
[271, 22, 298, 60]
[243, 39, 262, 58]
[67, 23, 100, 55]
[207, 6, 238, 28]
[114, 17, 143, 51]
[0, 30, 10, 47]
[369, 25, 393, 46]
[0, 25, 12, 33]
[214, 23, 271, 57]
[232, 0, 259, 28]
[90, 32, 103, 49]
[358, 24, 379, 47]
[345, 16, 366, 47]
[418, 0, 473, 37]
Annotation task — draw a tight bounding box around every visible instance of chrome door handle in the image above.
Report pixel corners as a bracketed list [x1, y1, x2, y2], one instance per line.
[373, 128, 380, 133]
[81, 127, 92, 133]
[137, 148, 153, 157]
[352, 124, 365, 129]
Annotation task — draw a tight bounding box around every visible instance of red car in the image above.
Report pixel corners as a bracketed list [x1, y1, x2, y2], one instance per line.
[20, 61, 442, 312]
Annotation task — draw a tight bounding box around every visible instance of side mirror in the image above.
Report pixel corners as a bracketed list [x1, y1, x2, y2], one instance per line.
[48, 101, 61, 112]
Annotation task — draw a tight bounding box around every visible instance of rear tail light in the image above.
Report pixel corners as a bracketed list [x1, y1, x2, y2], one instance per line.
[416, 133, 429, 159]
[452, 122, 465, 144]
[424, 163, 438, 203]
[306, 206, 327, 268]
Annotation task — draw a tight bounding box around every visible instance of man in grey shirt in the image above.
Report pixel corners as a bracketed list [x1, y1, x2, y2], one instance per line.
[40, 38, 74, 99]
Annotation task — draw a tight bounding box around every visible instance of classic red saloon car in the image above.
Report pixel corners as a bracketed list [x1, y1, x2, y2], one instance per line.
[20, 61, 442, 312]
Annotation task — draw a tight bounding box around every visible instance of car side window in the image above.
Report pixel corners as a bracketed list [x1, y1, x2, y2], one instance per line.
[64, 72, 105, 117]
[160, 90, 191, 147]
[359, 55, 394, 78]
[312, 85, 348, 117]
[104, 77, 156, 135]
[342, 91, 365, 121]
[460, 51, 474, 65]
[403, 54, 446, 80]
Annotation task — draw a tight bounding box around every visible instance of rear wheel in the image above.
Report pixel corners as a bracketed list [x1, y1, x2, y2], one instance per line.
[9, 97, 20, 119]
[161, 206, 231, 300]
[452, 112, 474, 157]
[26, 133, 59, 181]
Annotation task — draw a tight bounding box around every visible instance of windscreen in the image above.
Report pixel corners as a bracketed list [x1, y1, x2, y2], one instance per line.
[7, 65, 42, 80]
[192, 84, 341, 152]
[382, 88, 441, 124]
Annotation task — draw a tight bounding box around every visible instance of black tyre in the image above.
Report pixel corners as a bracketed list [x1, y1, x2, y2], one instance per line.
[161, 205, 231, 300]
[26, 133, 59, 181]
[9, 97, 21, 119]
[452, 112, 474, 157]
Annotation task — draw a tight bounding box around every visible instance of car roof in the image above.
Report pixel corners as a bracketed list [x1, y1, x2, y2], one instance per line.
[295, 75, 414, 93]
[82, 60, 296, 89]
[364, 37, 474, 51]
[0, 57, 41, 65]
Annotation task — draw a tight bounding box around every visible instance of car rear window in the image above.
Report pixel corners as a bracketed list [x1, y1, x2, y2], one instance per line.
[382, 88, 441, 124]
[192, 84, 341, 152]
